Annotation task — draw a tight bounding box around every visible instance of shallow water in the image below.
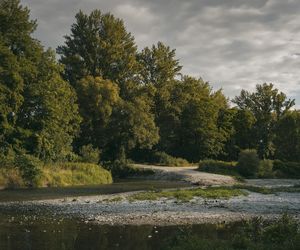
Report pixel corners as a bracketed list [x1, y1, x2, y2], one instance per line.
[0, 179, 190, 202]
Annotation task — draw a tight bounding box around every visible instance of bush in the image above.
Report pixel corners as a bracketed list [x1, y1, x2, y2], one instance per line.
[258, 160, 274, 178]
[103, 160, 154, 178]
[273, 160, 300, 178]
[42, 162, 112, 187]
[0, 168, 24, 188]
[14, 154, 42, 187]
[237, 149, 260, 177]
[79, 144, 100, 164]
[0, 152, 41, 188]
[199, 160, 237, 173]
[151, 152, 190, 166]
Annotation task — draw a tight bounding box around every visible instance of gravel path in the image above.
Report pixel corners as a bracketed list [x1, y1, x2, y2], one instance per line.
[133, 164, 237, 186]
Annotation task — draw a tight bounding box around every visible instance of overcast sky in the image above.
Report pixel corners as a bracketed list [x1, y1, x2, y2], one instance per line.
[22, 0, 300, 105]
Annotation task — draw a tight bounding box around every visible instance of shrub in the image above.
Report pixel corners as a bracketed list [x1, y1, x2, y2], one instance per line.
[103, 160, 154, 178]
[198, 160, 244, 181]
[151, 152, 190, 166]
[273, 160, 300, 178]
[65, 152, 81, 162]
[79, 144, 100, 164]
[237, 149, 260, 177]
[14, 154, 42, 187]
[258, 160, 274, 178]
[199, 160, 238, 174]
[42, 162, 112, 187]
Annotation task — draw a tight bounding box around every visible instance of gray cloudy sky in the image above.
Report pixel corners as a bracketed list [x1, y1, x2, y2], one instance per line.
[22, 0, 300, 105]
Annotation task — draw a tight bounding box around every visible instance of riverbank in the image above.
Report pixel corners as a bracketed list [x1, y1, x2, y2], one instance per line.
[1, 183, 299, 226]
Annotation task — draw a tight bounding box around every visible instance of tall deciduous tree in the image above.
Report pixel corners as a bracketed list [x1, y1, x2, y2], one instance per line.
[137, 42, 182, 153]
[233, 83, 295, 158]
[58, 10, 159, 159]
[0, 0, 81, 161]
[274, 111, 300, 161]
[174, 77, 229, 161]
[57, 10, 139, 98]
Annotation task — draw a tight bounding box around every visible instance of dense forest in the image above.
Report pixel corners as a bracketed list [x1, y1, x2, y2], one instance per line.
[1, 0, 300, 186]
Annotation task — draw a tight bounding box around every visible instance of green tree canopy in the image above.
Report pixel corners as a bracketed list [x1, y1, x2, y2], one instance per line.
[75, 76, 120, 150]
[57, 10, 139, 98]
[0, 0, 81, 161]
[274, 111, 300, 161]
[233, 83, 295, 158]
[138, 42, 182, 86]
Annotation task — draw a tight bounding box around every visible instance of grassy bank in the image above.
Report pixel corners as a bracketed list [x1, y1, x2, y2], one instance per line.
[0, 162, 112, 188]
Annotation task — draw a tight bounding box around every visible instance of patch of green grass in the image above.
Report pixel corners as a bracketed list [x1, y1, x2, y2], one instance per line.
[234, 184, 300, 194]
[129, 187, 247, 202]
[102, 196, 123, 202]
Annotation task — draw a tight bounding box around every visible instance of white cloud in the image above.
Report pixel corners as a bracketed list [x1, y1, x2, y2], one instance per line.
[22, 0, 300, 106]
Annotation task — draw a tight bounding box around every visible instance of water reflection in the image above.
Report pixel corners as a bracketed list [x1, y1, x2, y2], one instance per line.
[0, 214, 235, 250]
[1, 213, 299, 250]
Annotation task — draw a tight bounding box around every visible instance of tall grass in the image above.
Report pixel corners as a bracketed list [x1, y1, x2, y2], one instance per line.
[0, 162, 112, 188]
[42, 162, 112, 187]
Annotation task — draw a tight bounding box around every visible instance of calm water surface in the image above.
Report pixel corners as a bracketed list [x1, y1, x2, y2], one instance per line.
[0, 213, 237, 250]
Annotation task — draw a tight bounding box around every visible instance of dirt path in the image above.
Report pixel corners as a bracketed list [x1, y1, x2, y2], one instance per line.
[133, 164, 237, 186]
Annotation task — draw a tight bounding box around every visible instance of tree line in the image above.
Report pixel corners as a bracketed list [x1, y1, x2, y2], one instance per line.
[1, 0, 299, 166]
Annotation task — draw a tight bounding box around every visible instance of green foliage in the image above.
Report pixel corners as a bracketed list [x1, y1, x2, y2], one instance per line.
[103, 160, 154, 178]
[233, 83, 295, 159]
[79, 144, 100, 164]
[274, 111, 300, 161]
[14, 154, 42, 187]
[0, 167, 24, 188]
[42, 162, 112, 187]
[258, 160, 274, 178]
[273, 160, 300, 178]
[57, 9, 139, 97]
[3, 1, 300, 183]
[150, 151, 190, 166]
[198, 160, 240, 177]
[129, 186, 247, 202]
[106, 96, 159, 159]
[237, 149, 260, 177]
[0, 0, 81, 161]
[226, 109, 256, 160]
[262, 214, 299, 244]
[138, 41, 182, 86]
[75, 76, 120, 150]
[163, 215, 300, 250]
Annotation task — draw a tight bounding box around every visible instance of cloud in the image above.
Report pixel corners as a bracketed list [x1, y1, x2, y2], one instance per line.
[21, 0, 300, 106]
